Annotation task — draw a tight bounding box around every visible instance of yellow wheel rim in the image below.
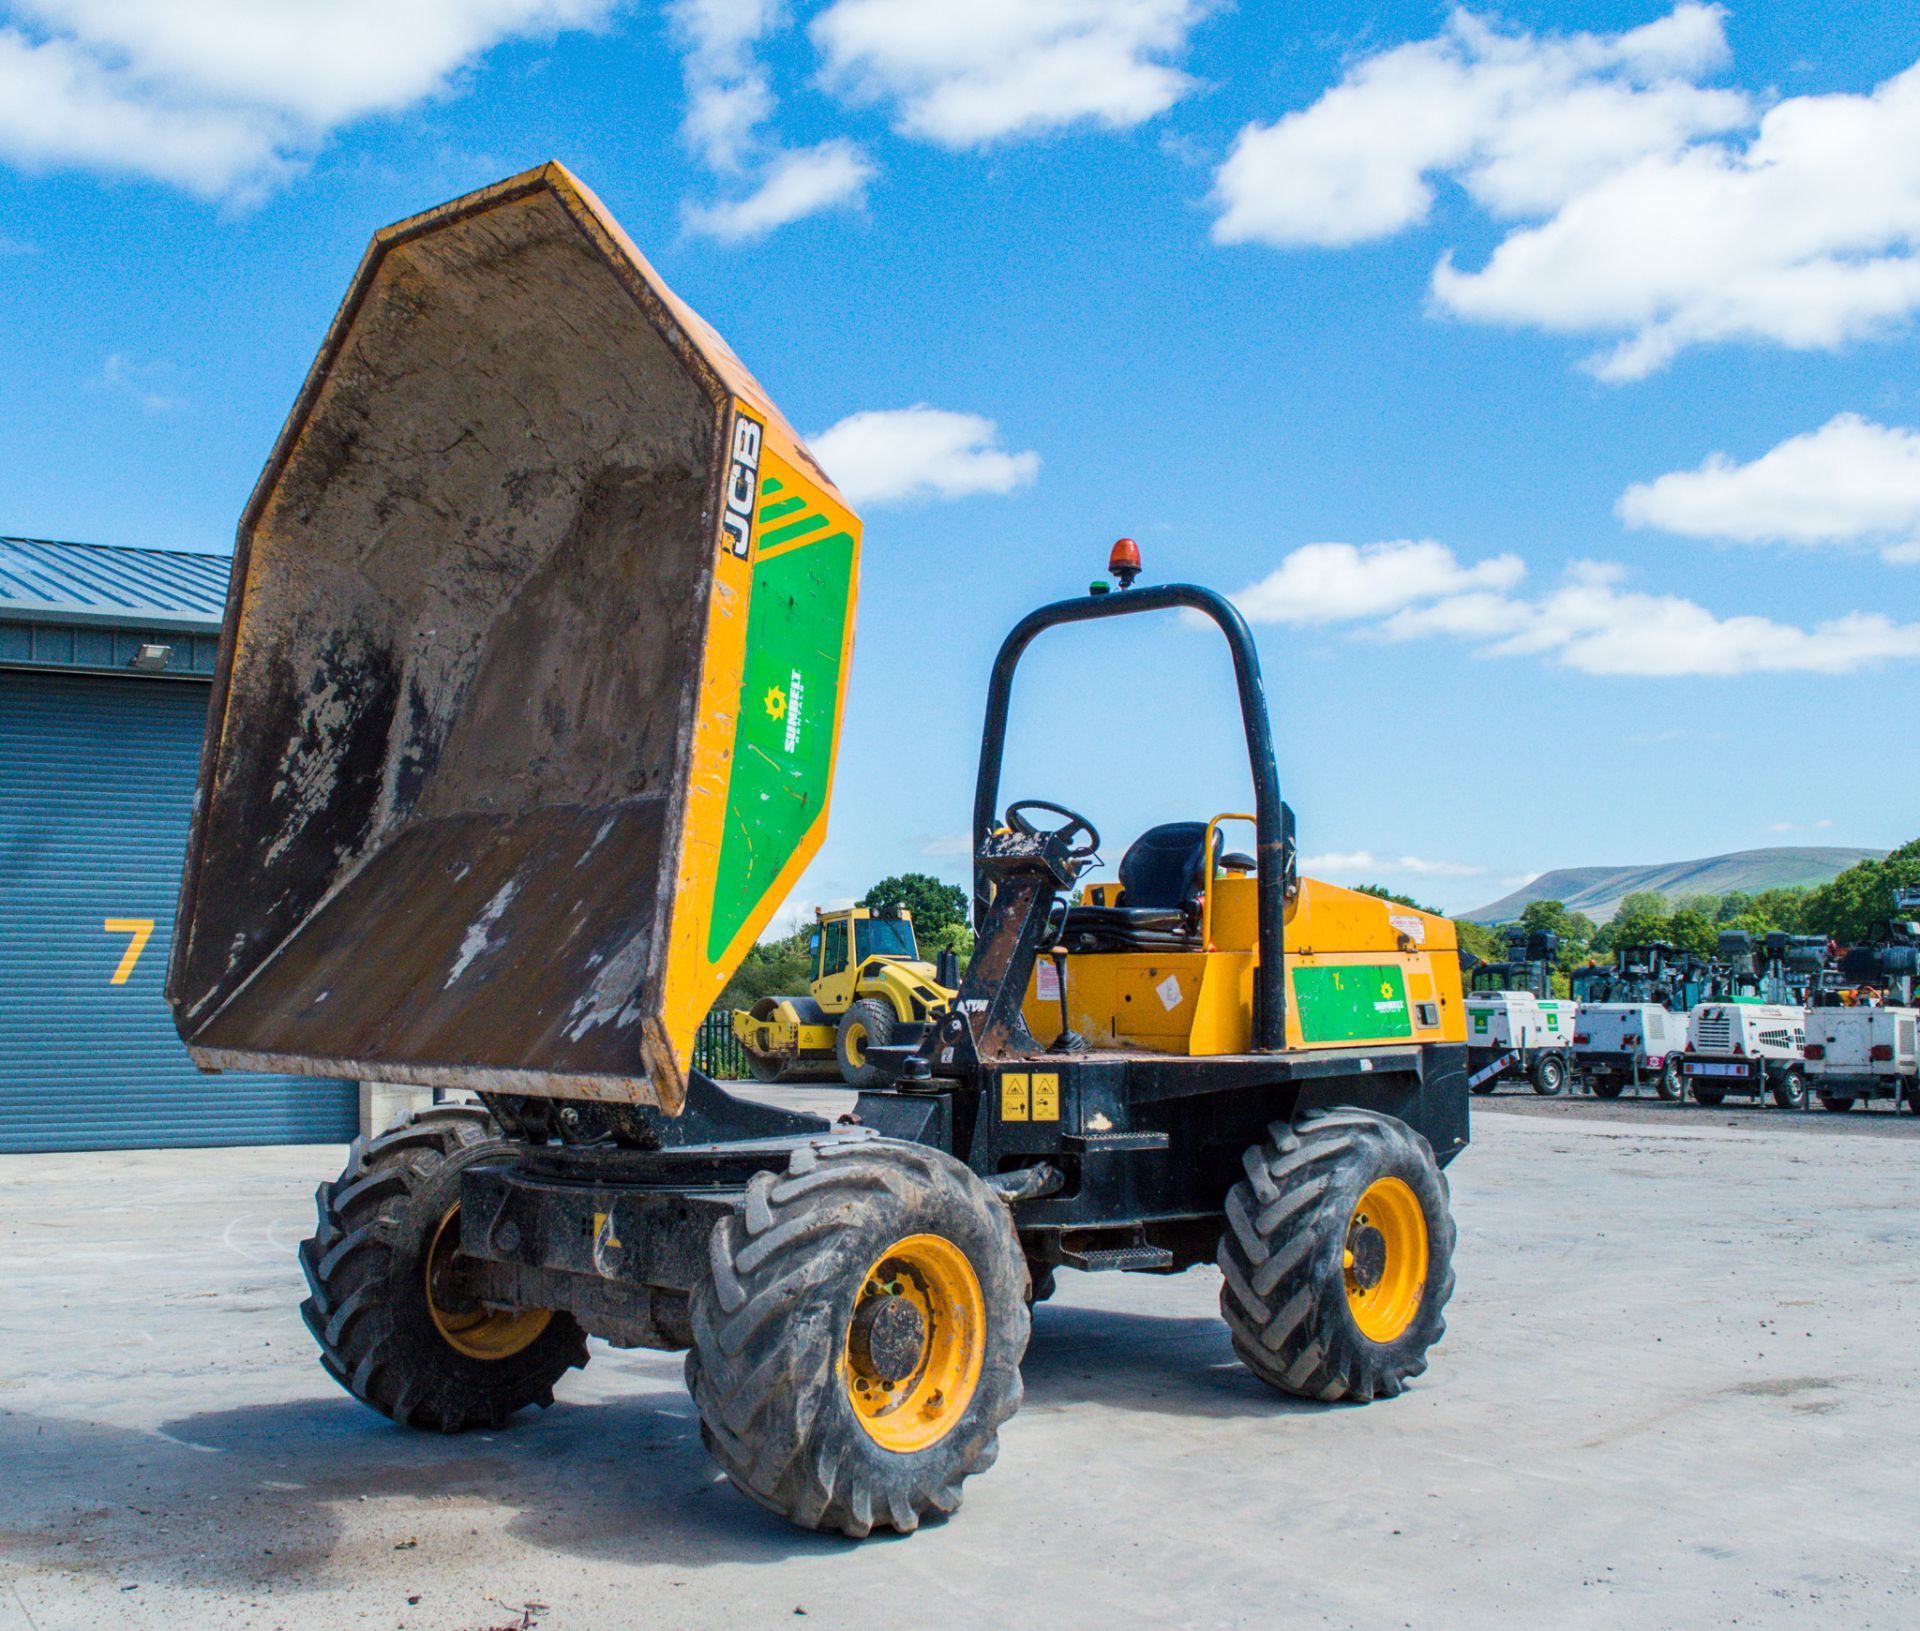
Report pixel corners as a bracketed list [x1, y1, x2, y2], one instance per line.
[425, 1207, 552, 1361]
[843, 1233, 984, 1453]
[1343, 1178, 1428, 1344]
[845, 1022, 867, 1068]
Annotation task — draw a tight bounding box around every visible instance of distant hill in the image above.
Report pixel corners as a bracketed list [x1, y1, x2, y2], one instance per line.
[1463, 847, 1887, 924]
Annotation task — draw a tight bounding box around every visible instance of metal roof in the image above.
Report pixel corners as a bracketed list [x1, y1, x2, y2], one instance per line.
[0, 536, 231, 633]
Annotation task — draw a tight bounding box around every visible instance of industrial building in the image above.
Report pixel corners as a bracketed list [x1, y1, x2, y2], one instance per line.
[0, 536, 353, 1152]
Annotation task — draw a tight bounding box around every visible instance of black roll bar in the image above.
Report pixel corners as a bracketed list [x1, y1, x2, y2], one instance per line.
[971, 583, 1287, 1052]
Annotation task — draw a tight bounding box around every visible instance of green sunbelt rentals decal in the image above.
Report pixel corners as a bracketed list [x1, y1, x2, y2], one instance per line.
[1292, 965, 1414, 1044]
[706, 478, 855, 961]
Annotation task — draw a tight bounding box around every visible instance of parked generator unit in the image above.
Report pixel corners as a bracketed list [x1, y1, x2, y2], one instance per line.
[1684, 1002, 1808, 1107]
[1804, 892, 1920, 1112]
[1569, 943, 1695, 1101]
[1464, 930, 1573, 1094]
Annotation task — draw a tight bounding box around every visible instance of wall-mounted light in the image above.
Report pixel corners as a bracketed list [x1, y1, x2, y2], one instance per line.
[129, 643, 173, 671]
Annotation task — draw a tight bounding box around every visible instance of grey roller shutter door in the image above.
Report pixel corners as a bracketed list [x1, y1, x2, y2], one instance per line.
[0, 670, 355, 1151]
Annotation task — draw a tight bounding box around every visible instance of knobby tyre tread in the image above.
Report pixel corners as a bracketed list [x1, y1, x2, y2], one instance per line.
[298, 1104, 588, 1433]
[1217, 1109, 1455, 1404]
[686, 1138, 1028, 1537]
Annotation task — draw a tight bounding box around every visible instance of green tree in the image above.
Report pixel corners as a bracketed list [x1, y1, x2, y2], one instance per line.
[1453, 919, 1508, 964]
[1597, 890, 1671, 953]
[1795, 839, 1920, 943]
[1516, 899, 1597, 970]
[1665, 906, 1716, 955]
[1355, 884, 1442, 913]
[714, 928, 816, 1013]
[863, 872, 968, 939]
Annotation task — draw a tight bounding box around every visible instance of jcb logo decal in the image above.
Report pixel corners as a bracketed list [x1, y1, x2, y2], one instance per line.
[721, 407, 764, 559]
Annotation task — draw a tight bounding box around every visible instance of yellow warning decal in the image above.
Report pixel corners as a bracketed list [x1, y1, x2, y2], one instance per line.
[1001, 1073, 1029, 1122]
[1031, 1073, 1060, 1120]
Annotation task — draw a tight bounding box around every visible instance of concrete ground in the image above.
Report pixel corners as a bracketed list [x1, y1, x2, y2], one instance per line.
[3, 1102, 1917, 1631]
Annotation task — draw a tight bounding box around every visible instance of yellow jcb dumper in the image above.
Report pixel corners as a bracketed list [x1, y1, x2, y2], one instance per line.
[733, 905, 957, 1086]
[169, 165, 1471, 1542]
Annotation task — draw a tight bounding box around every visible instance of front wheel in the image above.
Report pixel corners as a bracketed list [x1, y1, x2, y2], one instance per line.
[1771, 1068, 1806, 1110]
[1656, 1057, 1684, 1101]
[1218, 1110, 1455, 1403]
[1590, 1076, 1625, 1100]
[298, 1106, 588, 1432]
[686, 1138, 1028, 1537]
[1531, 1053, 1567, 1096]
[836, 998, 897, 1090]
[1693, 1087, 1725, 1107]
[1818, 1093, 1856, 1113]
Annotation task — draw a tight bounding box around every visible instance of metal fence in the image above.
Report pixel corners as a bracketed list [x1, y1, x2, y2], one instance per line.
[693, 1009, 749, 1079]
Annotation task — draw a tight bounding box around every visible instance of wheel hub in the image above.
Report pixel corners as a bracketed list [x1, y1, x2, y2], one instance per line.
[843, 1234, 985, 1453]
[1342, 1177, 1429, 1345]
[1345, 1221, 1388, 1290]
[850, 1293, 926, 1384]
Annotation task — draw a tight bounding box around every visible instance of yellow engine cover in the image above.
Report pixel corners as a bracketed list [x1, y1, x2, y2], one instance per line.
[1022, 877, 1465, 1056]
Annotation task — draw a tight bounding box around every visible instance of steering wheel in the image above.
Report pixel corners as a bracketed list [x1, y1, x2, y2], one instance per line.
[1004, 799, 1101, 859]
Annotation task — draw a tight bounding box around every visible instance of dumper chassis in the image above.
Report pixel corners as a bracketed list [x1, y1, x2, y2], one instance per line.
[298, 580, 1468, 1535]
[171, 168, 1470, 1540]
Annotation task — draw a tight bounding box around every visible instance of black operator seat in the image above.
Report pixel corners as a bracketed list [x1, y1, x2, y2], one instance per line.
[1059, 821, 1223, 952]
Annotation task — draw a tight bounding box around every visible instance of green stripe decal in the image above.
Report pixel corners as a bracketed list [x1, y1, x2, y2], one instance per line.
[761, 513, 829, 549]
[1292, 965, 1412, 1043]
[706, 530, 857, 961]
[759, 476, 784, 496]
[758, 496, 807, 522]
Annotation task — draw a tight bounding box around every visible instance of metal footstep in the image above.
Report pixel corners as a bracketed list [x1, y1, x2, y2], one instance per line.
[1059, 1244, 1176, 1272]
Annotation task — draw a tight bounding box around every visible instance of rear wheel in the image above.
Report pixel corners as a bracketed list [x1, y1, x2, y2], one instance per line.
[1531, 1053, 1567, 1096]
[1218, 1110, 1455, 1403]
[298, 1105, 588, 1432]
[837, 999, 897, 1090]
[1655, 1058, 1684, 1101]
[1590, 1076, 1625, 1100]
[1771, 1067, 1807, 1110]
[687, 1139, 1028, 1537]
[1693, 1088, 1725, 1106]
[1818, 1093, 1856, 1113]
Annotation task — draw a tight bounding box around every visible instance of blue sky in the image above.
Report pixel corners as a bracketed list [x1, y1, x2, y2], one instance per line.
[3, 1, 1918, 918]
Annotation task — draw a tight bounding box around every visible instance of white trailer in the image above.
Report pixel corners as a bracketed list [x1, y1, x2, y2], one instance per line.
[1466, 991, 1577, 1096]
[1574, 1003, 1691, 1101]
[1683, 1002, 1808, 1108]
[1803, 1006, 1920, 1113]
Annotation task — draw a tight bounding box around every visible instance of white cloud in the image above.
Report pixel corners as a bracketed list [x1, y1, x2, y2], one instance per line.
[809, 404, 1039, 506]
[669, 0, 782, 174]
[1214, 6, 1920, 378]
[1302, 850, 1488, 879]
[1394, 559, 1920, 677]
[1618, 413, 1920, 564]
[812, 0, 1207, 147]
[920, 833, 975, 858]
[1234, 537, 1920, 677]
[0, 2, 612, 199]
[91, 351, 180, 414]
[670, 2, 877, 239]
[1214, 5, 1746, 248]
[1230, 539, 1524, 625]
[683, 138, 874, 240]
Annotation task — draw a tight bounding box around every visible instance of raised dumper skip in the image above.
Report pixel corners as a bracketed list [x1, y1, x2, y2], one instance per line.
[168, 165, 1473, 1538]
